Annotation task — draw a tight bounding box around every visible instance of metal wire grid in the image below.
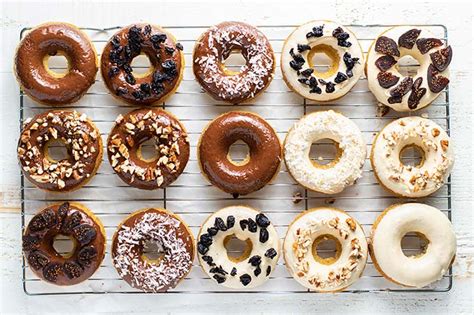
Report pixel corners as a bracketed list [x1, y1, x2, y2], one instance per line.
[19, 24, 452, 295]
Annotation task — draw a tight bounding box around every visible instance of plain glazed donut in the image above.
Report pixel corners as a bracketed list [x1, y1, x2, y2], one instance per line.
[198, 111, 282, 196]
[101, 24, 184, 105]
[111, 208, 195, 292]
[281, 21, 364, 101]
[18, 110, 103, 192]
[14, 22, 98, 105]
[197, 206, 280, 289]
[284, 110, 366, 194]
[371, 116, 454, 198]
[107, 109, 190, 190]
[284, 207, 368, 292]
[22, 202, 106, 285]
[366, 26, 452, 111]
[193, 21, 275, 103]
[370, 203, 456, 288]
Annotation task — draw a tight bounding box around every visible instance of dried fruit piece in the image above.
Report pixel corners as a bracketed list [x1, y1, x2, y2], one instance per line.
[197, 243, 209, 255]
[29, 209, 57, 232]
[202, 255, 214, 266]
[77, 246, 98, 267]
[377, 71, 400, 88]
[57, 202, 70, 225]
[325, 82, 335, 93]
[27, 250, 49, 270]
[226, 216, 235, 229]
[390, 77, 413, 97]
[63, 262, 83, 279]
[265, 248, 277, 259]
[375, 55, 397, 71]
[259, 228, 269, 243]
[254, 266, 262, 277]
[214, 217, 227, 231]
[289, 60, 304, 71]
[343, 52, 359, 71]
[297, 44, 311, 53]
[239, 219, 248, 231]
[61, 211, 82, 233]
[230, 267, 237, 276]
[199, 233, 212, 246]
[207, 227, 218, 236]
[240, 274, 252, 286]
[22, 235, 40, 251]
[408, 77, 427, 109]
[430, 46, 452, 72]
[398, 29, 421, 49]
[43, 263, 62, 282]
[334, 72, 348, 84]
[255, 214, 270, 228]
[375, 36, 400, 57]
[300, 68, 314, 77]
[427, 64, 449, 93]
[73, 224, 97, 246]
[416, 38, 443, 54]
[248, 255, 261, 266]
[306, 25, 324, 38]
[266, 266, 271, 276]
[213, 274, 226, 284]
[247, 218, 257, 233]
[210, 265, 227, 275]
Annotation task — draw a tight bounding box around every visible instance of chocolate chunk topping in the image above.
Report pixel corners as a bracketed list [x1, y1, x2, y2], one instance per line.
[334, 72, 348, 84]
[375, 36, 400, 57]
[427, 64, 449, 93]
[214, 217, 227, 231]
[416, 38, 443, 54]
[265, 248, 277, 259]
[398, 29, 421, 49]
[248, 255, 261, 266]
[297, 44, 311, 53]
[29, 209, 57, 232]
[63, 262, 83, 279]
[230, 267, 237, 276]
[408, 77, 427, 109]
[226, 216, 235, 229]
[375, 55, 397, 72]
[325, 82, 335, 93]
[27, 250, 49, 270]
[199, 233, 213, 247]
[213, 274, 226, 284]
[73, 224, 97, 246]
[430, 46, 452, 72]
[266, 266, 271, 276]
[377, 71, 400, 88]
[247, 218, 257, 233]
[240, 274, 252, 286]
[300, 68, 314, 77]
[43, 263, 62, 283]
[255, 213, 270, 228]
[259, 228, 269, 243]
[77, 246, 98, 267]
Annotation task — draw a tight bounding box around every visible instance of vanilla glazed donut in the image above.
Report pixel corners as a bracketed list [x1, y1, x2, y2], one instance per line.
[284, 207, 368, 292]
[366, 26, 452, 111]
[370, 203, 456, 287]
[112, 208, 195, 292]
[281, 21, 364, 101]
[14, 22, 98, 105]
[371, 116, 453, 198]
[284, 110, 366, 194]
[23, 202, 106, 285]
[18, 110, 103, 192]
[193, 21, 275, 103]
[197, 206, 280, 289]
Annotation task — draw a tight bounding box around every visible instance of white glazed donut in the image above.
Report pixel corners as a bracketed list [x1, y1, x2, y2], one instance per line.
[197, 206, 280, 289]
[370, 203, 456, 288]
[284, 110, 366, 194]
[367, 26, 452, 111]
[371, 116, 454, 198]
[284, 207, 368, 292]
[281, 20, 364, 101]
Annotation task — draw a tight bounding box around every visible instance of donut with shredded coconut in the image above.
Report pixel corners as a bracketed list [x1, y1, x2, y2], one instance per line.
[111, 208, 195, 293]
[193, 21, 275, 103]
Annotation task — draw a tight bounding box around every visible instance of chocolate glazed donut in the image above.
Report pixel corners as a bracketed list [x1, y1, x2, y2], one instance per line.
[101, 24, 184, 105]
[198, 111, 282, 196]
[14, 22, 98, 105]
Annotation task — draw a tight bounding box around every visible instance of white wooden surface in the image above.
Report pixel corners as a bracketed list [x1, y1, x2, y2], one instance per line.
[1, 0, 473, 313]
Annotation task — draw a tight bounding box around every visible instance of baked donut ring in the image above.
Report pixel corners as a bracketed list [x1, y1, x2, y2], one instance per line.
[197, 206, 280, 289]
[107, 109, 190, 189]
[111, 208, 195, 292]
[22, 202, 106, 285]
[101, 24, 184, 105]
[284, 207, 368, 292]
[281, 21, 364, 101]
[18, 110, 103, 192]
[14, 22, 98, 105]
[193, 22, 275, 103]
[366, 26, 452, 111]
[371, 116, 454, 197]
[198, 111, 282, 196]
[370, 203, 456, 287]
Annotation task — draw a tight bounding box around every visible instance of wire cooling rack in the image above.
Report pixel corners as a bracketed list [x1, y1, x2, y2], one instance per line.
[19, 24, 451, 295]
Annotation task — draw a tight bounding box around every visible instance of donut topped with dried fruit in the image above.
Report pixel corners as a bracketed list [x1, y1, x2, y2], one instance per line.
[101, 24, 184, 105]
[367, 26, 452, 111]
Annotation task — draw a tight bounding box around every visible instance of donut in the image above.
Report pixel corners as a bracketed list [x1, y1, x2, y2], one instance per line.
[281, 21, 364, 101]
[284, 207, 368, 292]
[14, 22, 98, 105]
[284, 110, 366, 194]
[370, 203, 456, 287]
[22, 202, 106, 285]
[18, 110, 103, 192]
[101, 24, 184, 105]
[197, 111, 282, 196]
[107, 108, 190, 189]
[366, 26, 452, 111]
[111, 208, 195, 292]
[193, 22, 275, 103]
[371, 116, 454, 198]
[196, 206, 280, 288]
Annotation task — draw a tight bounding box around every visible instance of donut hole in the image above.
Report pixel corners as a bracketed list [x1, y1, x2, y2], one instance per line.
[131, 53, 153, 78]
[45, 52, 70, 77]
[227, 140, 250, 166]
[45, 139, 70, 162]
[224, 234, 253, 263]
[307, 45, 340, 79]
[309, 139, 342, 167]
[399, 144, 425, 168]
[141, 239, 166, 263]
[222, 49, 247, 74]
[401, 232, 430, 258]
[397, 55, 420, 77]
[137, 137, 159, 162]
[52, 234, 76, 258]
[312, 234, 342, 265]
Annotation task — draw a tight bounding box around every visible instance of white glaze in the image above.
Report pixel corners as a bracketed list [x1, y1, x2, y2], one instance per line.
[281, 20, 364, 101]
[371, 203, 456, 288]
[284, 110, 366, 194]
[372, 116, 454, 197]
[197, 206, 280, 289]
[284, 208, 368, 292]
[367, 26, 450, 111]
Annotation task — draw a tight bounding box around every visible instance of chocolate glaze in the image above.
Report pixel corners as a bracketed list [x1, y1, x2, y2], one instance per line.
[198, 111, 282, 195]
[15, 22, 98, 105]
[23, 202, 106, 286]
[107, 108, 190, 190]
[101, 24, 184, 105]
